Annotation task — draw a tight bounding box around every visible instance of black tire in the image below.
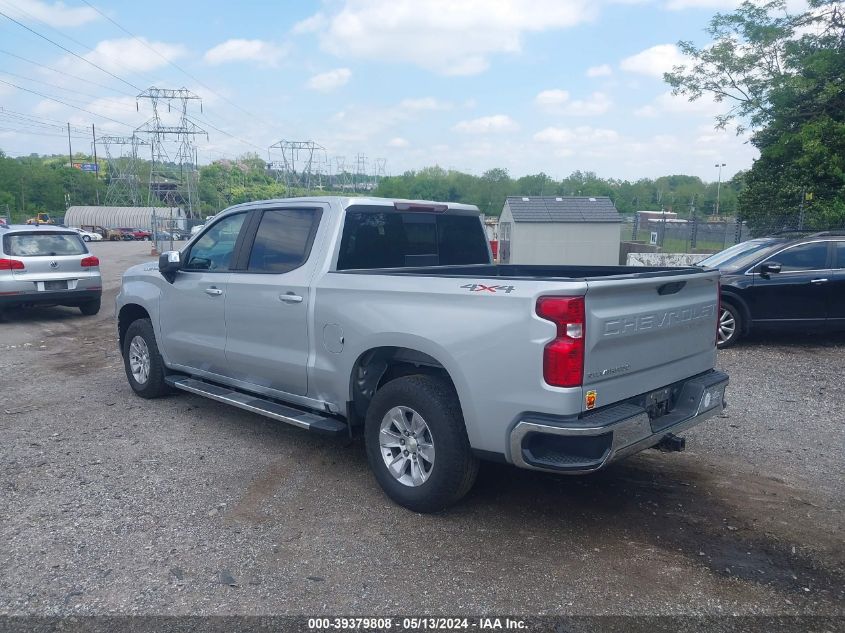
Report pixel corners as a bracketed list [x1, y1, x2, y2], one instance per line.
[79, 298, 101, 316]
[365, 374, 478, 513]
[122, 318, 171, 398]
[717, 301, 743, 348]
[82, 235, 91, 242]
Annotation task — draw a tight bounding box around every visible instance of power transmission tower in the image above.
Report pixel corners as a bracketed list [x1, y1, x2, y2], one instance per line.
[354, 153, 368, 191]
[373, 157, 387, 187]
[334, 156, 352, 191]
[267, 140, 326, 194]
[135, 88, 206, 218]
[98, 135, 148, 206]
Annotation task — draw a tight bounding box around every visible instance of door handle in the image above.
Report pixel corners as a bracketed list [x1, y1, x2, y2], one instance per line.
[205, 287, 223, 296]
[810, 278, 829, 285]
[279, 292, 303, 304]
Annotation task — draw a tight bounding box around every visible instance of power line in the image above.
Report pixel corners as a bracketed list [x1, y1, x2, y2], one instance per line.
[0, 78, 133, 128]
[78, 0, 279, 131]
[0, 107, 93, 132]
[0, 8, 141, 92]
[0, 70, 136, 109]
[0, 48, 133, 96]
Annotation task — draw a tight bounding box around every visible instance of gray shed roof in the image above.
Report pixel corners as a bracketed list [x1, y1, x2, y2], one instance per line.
[504, 196, 622, 223]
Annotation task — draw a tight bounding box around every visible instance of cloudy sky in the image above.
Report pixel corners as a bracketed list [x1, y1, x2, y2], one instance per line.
[0, 0, 774, 181]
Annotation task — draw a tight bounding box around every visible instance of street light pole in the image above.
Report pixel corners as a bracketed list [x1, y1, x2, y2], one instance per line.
[714, 162, 726, 217]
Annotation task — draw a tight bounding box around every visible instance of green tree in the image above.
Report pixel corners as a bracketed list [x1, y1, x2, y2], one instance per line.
[666, 0, 845, 231]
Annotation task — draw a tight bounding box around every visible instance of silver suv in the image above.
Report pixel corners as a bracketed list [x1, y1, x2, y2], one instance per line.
[0, 225, 102, 317]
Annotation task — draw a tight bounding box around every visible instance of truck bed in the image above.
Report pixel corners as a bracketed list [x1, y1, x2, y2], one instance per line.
[336, 263, 705, 280]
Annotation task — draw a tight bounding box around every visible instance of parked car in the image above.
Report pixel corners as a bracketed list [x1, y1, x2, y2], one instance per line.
[699, 230, 845, 347]
[156, 229, 185, 241]
[0, 224, 102, 317]
[117, 197, 727, 512]
[114, 228, 149, 241]
[69, 227, 103, 242]
[79, 225, 122, 241]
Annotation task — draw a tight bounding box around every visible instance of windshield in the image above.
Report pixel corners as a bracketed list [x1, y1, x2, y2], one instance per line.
[4, 232, 86, 256]
[698, 238, 781, 271]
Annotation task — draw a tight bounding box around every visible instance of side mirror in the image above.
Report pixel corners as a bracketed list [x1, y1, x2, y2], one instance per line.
[759, 262, 781, 276]
[159, 250, 181, 281]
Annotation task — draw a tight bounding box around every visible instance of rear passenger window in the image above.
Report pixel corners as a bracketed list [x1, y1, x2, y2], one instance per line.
[764, 242, 828, 271]
[834, 242, 845, 268]
[337, 211, 489, 270]
[247, 208, 321, 273]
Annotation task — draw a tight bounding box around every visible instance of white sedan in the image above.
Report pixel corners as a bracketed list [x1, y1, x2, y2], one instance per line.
[69, 227, 103, 242]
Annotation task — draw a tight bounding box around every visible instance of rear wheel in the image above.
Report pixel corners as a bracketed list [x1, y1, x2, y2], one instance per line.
[717, 301, 742, 348]
[82, 235, 91, 242]
[79, 298, 101, 316]
[122, 318, 171, 398]
[365, 374, 478, 512]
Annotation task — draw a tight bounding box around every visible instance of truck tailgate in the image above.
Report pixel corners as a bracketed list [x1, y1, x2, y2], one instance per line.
[582, 270, 719, 410]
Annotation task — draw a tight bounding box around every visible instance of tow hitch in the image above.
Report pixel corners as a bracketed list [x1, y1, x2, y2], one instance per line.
[655, 433, 686, 452]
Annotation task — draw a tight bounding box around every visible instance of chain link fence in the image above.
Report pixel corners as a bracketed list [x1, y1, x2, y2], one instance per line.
[621, 217, 751, 254]
[151, 210, 205, 254]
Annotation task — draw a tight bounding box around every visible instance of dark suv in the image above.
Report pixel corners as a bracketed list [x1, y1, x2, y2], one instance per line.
[699, 231, 845, 347]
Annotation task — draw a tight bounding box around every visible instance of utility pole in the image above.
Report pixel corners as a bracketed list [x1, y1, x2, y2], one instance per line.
[714, 162, 726, 217]
[92, 124, 99, 180]
[690, 195, 698, 250]
[67, 123, 73, 167]
[798, 187, 807, 230]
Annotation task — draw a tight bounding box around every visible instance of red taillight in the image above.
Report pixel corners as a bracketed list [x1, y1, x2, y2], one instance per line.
[0, 258, 25, 270]
[536, 296, 585, 388]
[716, 280, 721, 346]
[80, 256, 99, 268]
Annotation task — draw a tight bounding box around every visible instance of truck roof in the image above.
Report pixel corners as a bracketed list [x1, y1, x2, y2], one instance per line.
[223, 196, 480, 215]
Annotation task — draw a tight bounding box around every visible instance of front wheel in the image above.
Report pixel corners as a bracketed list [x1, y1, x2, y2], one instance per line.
[717, 301, 742, 348]
[365, 374, 478, 513]
[122, 318, 171, 398]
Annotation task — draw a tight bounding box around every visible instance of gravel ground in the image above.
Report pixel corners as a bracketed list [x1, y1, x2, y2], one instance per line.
[0, 241, 842, 616]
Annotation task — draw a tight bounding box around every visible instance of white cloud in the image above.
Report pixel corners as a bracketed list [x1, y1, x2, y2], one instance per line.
[302, 0, 597, 75]
[533, 125, 619, 144]
[635, 90, 725, 118]
[586, 64, 612, 78]
[204, 39, 288, 67]
[55, 38, 187, 75]
[535, 89, 570, 108]
[453, 115, 519, 134]
[534, 90, 612, 116]
[306, 68, 352, 92]
[388, 137, 410, 147]
[3, 0, 99, 28]
[399, 97, 452, 111]
[664, 0, 739, 9]
[292, 12, 327, 33]
[620, 44, 686, 78]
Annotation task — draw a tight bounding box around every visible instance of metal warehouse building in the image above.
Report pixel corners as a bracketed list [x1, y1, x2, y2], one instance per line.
[64, 206, 185, 230]
[498, 196, 622, 265]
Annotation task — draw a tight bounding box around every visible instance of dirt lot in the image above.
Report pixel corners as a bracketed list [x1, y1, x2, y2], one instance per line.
[0, 241, 843, 616]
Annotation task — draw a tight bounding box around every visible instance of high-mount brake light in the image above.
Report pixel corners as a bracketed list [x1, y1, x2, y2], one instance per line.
[393, 202, 448, 213]
[536, 296, 585, 388]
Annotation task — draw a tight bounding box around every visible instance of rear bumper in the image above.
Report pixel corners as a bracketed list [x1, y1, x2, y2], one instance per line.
[0, 288, 101, 307]
[509, 370, 729, 473]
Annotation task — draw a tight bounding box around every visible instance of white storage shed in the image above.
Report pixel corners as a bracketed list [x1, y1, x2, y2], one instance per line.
[498, 196, 622, 265]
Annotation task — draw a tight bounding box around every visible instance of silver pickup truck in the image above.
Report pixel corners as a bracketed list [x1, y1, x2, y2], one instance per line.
[116, 197, 728, 511]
